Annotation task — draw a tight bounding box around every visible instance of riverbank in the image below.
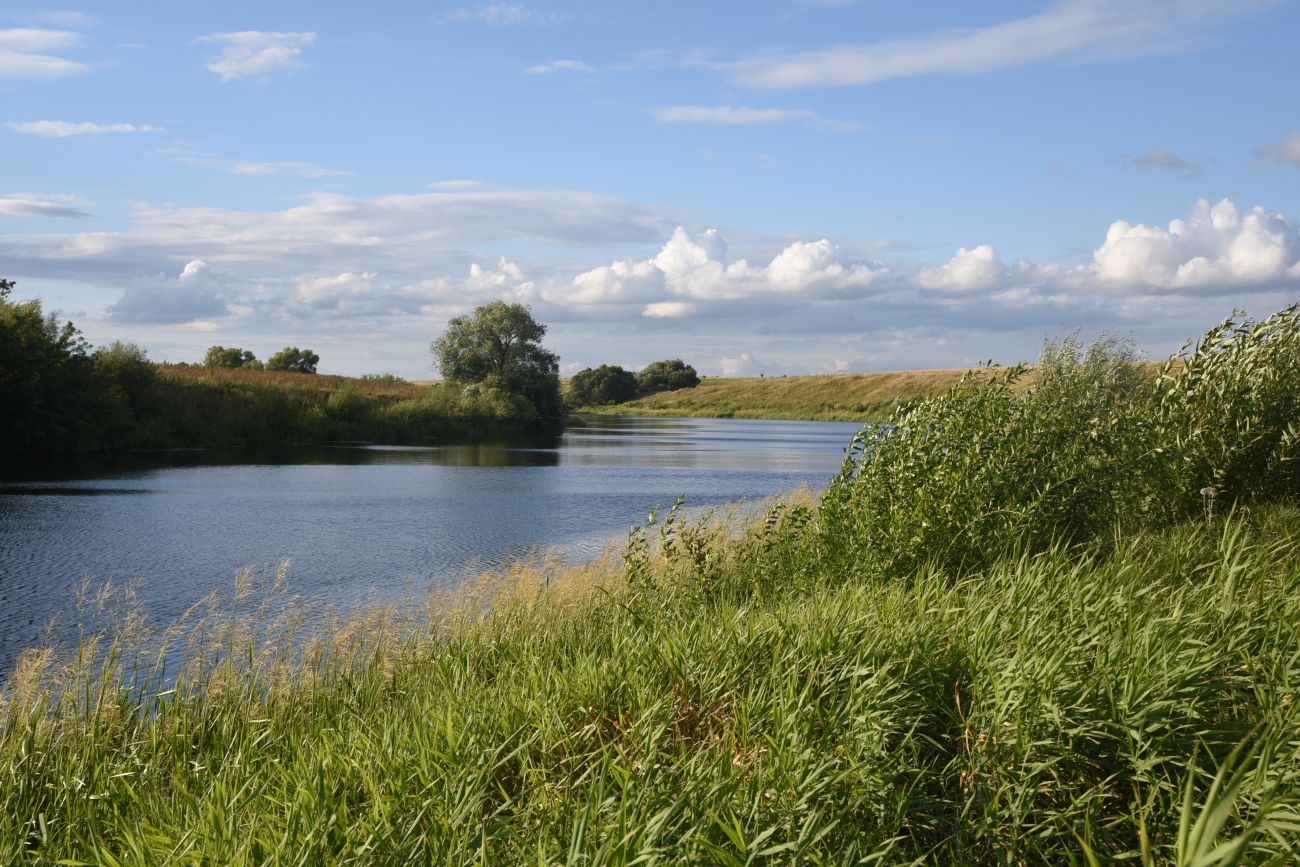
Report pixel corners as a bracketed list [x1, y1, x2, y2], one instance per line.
[4, 308, 1299, 861]
[573, 368, 984, 421]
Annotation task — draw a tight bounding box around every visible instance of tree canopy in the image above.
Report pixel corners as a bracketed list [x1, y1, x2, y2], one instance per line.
[267, 347, 320, 374]
[569, 364, 638, 407]
[204, 346, 262, 370]
[637, 359, 700, 395]
[431, 301, 561, 420]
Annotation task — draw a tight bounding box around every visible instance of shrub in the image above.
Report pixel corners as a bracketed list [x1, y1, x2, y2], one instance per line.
[569, 364, 638, 406]
[637, 359, 699, 395]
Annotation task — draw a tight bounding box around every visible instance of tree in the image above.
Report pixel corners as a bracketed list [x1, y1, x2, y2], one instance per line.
[0, 278, 104, 469]
[637, 359, 699, 395]
[569, 364, 638, 407]
[431, 301, 561, 419]
[204, 346, 262, 369]
[266, 346, 319, 374]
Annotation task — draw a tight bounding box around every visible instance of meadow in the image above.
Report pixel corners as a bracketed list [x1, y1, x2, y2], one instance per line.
[575, 368, 998, 421]
[3, 306, 1299, 863]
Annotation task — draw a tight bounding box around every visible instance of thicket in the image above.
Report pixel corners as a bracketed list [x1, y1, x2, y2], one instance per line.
[0, 282, 551, 477]
[3, 304, 1300, 862]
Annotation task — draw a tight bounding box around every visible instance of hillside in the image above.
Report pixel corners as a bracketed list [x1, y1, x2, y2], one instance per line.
[574, 368, 979, 421]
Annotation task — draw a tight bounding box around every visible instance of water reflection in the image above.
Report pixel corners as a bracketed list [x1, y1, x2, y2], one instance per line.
[0, 416, 864, 673]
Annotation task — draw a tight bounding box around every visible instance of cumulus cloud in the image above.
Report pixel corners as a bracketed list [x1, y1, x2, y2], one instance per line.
[1132, 147, 1202, 177]
[552, 227, 889, 312]
[107, 259, 231, 324]
[0, 193, 90, 218]
[1256, 132, 1300, 167]
[7, 120, 162, 137]
[1088, 198, 1300, 292]
[726, 0, 1269, 89]
[650, 105, 864, 130]
[4, 186, 1297, 376]
[526, 59, 593, 74]
[196, 31, 316, 81]
[917, 245, 1007, 293]
[0, 27, 86, 78]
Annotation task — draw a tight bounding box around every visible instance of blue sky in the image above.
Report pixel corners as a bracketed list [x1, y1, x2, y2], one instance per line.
[3, 1, 1299, 377]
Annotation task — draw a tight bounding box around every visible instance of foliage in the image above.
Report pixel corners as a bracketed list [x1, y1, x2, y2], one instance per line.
[636, 358, 700, 395]
[266, 346, 320, 374]
[0, 279, 107, 471]
[431, 300, 562, 420]
[817, 306, 1300, 583]
[568, 363, 638, 407]
[5, 302, 1300, 860]
[204, 345, 263, 370]
[3, 506, 1299, 862]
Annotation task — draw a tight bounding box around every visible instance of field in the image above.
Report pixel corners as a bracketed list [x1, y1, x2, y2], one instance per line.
[3, 308, 1299, 862]
[575, 368, 996, 421]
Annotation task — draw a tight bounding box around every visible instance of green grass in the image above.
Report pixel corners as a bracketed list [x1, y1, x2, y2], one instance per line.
[2, 510, 1298, 863]
[573, 368, 978, 421]
[4, 305, 1300, 863]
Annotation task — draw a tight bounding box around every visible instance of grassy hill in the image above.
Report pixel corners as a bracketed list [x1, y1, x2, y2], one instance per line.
[574, 368, 985, 421]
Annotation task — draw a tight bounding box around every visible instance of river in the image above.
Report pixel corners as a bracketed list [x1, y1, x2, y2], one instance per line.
[0, 415, 862, 673]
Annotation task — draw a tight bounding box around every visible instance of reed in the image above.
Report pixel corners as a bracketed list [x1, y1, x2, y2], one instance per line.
[4, 305, 1300, 863]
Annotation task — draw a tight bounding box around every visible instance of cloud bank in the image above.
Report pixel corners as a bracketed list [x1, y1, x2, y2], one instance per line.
[1, 189, 1296, 375]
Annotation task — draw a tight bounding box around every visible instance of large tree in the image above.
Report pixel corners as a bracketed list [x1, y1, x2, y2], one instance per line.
[432, 301, 561, 419]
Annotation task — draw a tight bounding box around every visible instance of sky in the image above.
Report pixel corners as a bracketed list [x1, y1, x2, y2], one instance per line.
[3, 0, 1300, 378]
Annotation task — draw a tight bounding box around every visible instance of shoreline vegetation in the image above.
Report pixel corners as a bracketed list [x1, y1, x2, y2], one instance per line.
[4, 305, 1300, 861]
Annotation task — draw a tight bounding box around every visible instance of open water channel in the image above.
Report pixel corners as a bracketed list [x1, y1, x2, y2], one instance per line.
[0, 415, 863, 673]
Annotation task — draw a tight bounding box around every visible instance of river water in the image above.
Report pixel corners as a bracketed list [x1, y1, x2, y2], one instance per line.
[0, 415, 862, 674]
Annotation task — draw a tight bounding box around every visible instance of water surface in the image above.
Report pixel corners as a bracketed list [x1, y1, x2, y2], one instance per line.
[0, 416, 861, 672]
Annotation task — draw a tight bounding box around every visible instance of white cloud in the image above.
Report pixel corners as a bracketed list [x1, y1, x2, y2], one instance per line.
[438, 3, 562, 26]
[196, 31, 316, 81]
[4, 187, 1297, 377]
[0, 192, 90, 218]
[554, 227, 889, 307]
[1256, 132, 1300, 167]
[526, 59, 593, 74]
[7, 120, 162, 137]
[0, 27, 86, 78]
[726, 0, 1269, 89]
[429, 179, 482, 190]
[1088, 198, 1300, 292]
[917, 245, 1007, 293]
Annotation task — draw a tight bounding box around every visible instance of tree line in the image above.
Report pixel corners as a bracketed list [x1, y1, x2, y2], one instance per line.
[1, 283, 701, 476]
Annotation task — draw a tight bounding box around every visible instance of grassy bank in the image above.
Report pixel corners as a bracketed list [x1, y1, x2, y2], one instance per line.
[142, 364, 546, 450]
[4, 307, 1300, 862]
[574, 368, 985, 421]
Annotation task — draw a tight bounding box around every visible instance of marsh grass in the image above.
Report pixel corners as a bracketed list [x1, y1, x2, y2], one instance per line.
[4, 305, 1300, 863]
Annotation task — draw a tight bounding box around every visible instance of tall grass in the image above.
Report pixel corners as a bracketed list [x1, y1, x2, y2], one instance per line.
[4, 304, 1300, 863]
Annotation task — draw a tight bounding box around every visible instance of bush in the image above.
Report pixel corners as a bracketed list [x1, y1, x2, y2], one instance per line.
[815, 305, 1300, 583]
[637, 358, 699, 395]
[569, 364, 638, 407]
[204, 346, 262, 370]
[266, 346, 319, 374]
